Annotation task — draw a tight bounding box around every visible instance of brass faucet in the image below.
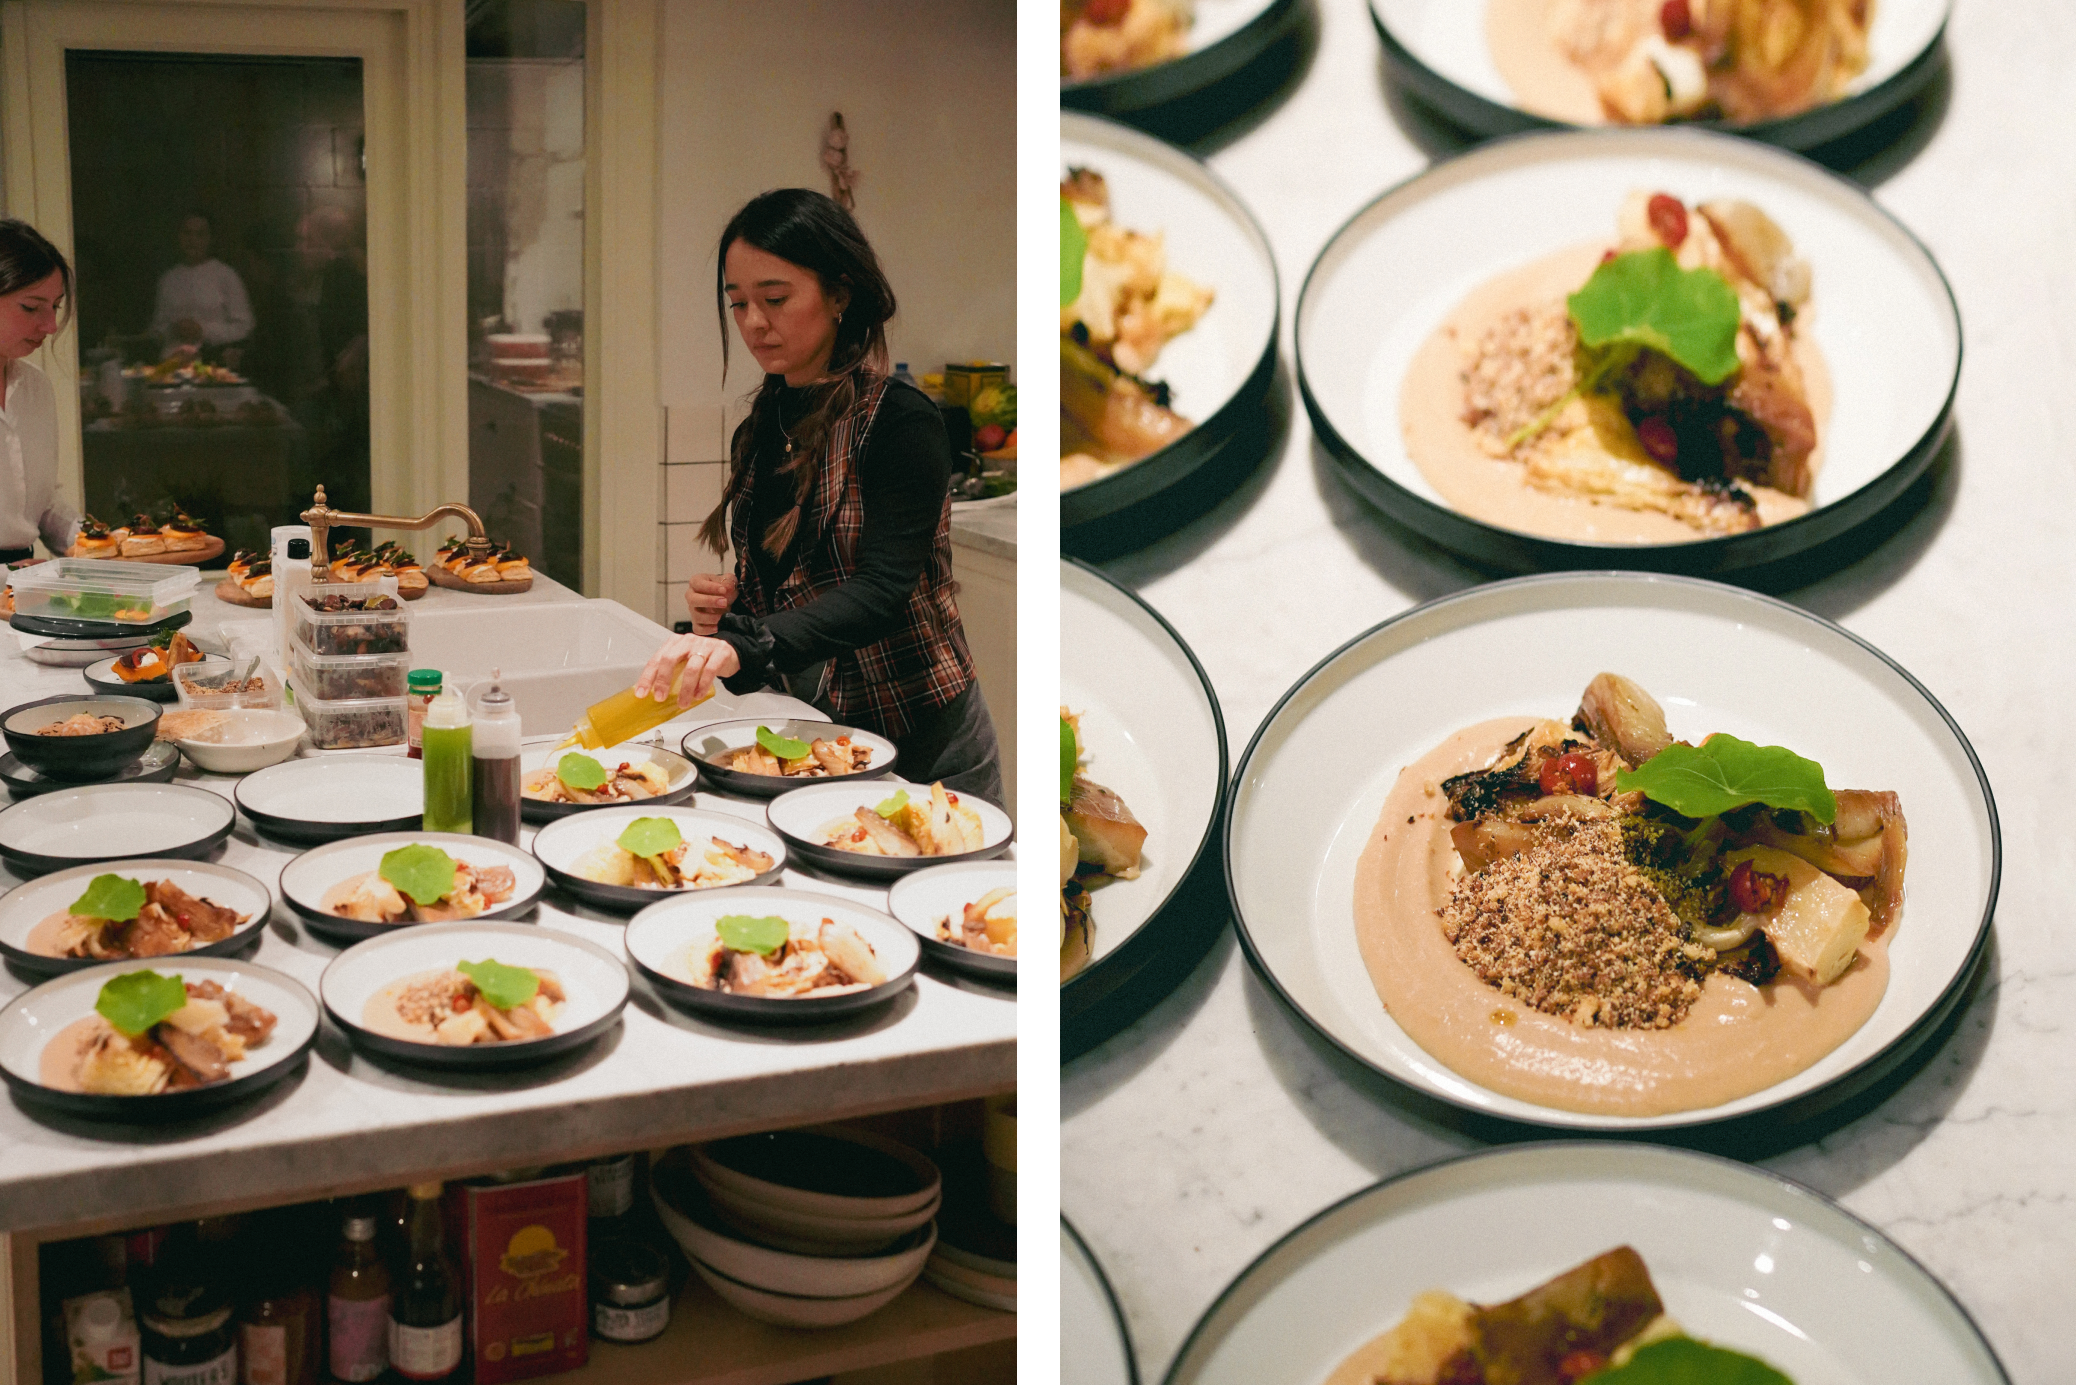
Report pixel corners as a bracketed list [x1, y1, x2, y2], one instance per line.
[300, 486, 491, 584]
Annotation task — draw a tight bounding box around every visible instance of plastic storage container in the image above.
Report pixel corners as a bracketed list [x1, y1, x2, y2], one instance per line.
[175, 657, 285, 711]
[9, 559, 201, 626]
[288, 631, 411, 701]
[288, 674, 407, 750]
[292, 578, 408, 657]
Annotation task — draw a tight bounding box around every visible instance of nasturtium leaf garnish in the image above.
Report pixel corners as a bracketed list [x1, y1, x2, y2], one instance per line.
[618, 816, 683, 863]
[874, 789, 911, 819]
[1616, 733, 1837, 824]
[755, 725, 811, 761]
[1568, 247, 1743, 386]
[95, 970, 188, 1037]
[1060, 715, 1078, 804]
[380, 844, 461, 907]
[555, 753, 609, 792]
[1061, 197, 1088, 306]
[71, 875, 146, 923]
[1589, 1337, 1793, 1385]
[457, 958, 539, 1010]
[716, 914, 791, 956]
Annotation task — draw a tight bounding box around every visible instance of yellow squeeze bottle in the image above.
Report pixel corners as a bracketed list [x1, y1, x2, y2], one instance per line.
[558, 665, 716, 750]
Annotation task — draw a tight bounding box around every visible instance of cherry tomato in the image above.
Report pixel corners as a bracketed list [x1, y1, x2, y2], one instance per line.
[1084, 0, 1130, 25]
[1636, 416, 1680, 465]
[1729, 858, 1789, 914]
[1660, 0, 1692, 41]
[1537, 751, 1599, 797]
[1647, 192, 1689, 248]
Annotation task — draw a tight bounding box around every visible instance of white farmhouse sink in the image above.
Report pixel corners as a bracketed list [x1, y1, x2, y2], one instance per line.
[406, 598, 673, 735]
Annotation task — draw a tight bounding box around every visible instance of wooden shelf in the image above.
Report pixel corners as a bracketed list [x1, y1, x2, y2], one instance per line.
[562, 1275, 1015, 1385]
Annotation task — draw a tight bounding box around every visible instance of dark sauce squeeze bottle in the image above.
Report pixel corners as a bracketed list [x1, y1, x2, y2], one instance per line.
[470, 670, 522, 844]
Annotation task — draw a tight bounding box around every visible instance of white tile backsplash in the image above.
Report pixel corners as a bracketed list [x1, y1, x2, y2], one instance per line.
[665, 461, 725, 525]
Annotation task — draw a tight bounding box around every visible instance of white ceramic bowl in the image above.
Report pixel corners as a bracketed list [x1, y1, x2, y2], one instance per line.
[697, 1181, 942, 1258]
[530, 804, 788, 912]
[235, 754, 422, 844]
[652, 1162, 936, 1298]
[885, 860, 1017, 980]
[765, 779, 1012, 879]
[685, 1257, 912, 1329]
[693, 1124, 942, 1220]
[175, 709, 306, 773]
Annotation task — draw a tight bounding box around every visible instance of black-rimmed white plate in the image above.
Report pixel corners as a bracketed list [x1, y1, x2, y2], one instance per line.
[1062, 113, 1279, 544]
[0, 741, 180, 799]
[624, 886, 920, 1024]
[1063, 560, 1228, 1027]
[1162, 1143, 2009, 1385]
[1370, 0, 1949, 151]
[532, 805, 788, 912]
[1297, 128, 1960, 577]
[1226, 572, 1996, 1131]
[320, 921, 629, 1070]
[0, 859, 273, 978]
[520, 742, 701, 822]
[83, 657, 179, 702]
[0, 784, 237, 877]
[1065, 1217, 1140, 1385]
[0, 956, 320, 1121]
[682, 716, 894, 800]
[234, 755, 422, 844]
[767, 780, 1012, 881]
[278, 832, 545, 945]
[1062, 0, 1304, 117]
[887, 861, 1017, 981]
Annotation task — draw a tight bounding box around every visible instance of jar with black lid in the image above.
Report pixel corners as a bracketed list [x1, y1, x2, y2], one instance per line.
[590, 1239, 670, 1344]
[140, 1277, 237, 1385]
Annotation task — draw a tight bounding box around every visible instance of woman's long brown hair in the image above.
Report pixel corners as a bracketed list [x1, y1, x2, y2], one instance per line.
[701, 189, 895, 559]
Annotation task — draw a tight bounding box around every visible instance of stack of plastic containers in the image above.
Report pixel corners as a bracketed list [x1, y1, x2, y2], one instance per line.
[286, 577, 411, 749]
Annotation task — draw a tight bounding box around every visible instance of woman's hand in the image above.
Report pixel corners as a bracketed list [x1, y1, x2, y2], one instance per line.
[685, 573, 738, 636]
[635, 632, 741, 709]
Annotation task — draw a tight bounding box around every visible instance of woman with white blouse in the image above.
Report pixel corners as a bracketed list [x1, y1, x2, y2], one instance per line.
[0, 220, 78, 563]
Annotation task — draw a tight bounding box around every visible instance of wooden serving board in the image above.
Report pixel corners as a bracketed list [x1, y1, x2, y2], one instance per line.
[214, 578, 269, 609]
[427, 565, 533, 595]
[72, 536, 227, 566]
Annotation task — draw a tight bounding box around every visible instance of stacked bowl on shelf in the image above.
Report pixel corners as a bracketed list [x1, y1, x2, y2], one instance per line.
[650, 1127, 940, 1328]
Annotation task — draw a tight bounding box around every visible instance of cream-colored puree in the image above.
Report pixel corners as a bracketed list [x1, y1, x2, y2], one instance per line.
[1486, 0, 1611, 124]
[37, 1015, 111, 1092]
[1353, 717, 1888, 1117]
[361, 966, 561, 1044]
[1401, 243, 1832, 545]
[25, 910, 81, 958]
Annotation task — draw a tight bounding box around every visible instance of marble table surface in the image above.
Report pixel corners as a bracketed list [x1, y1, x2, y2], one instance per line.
[1062, 4, 2071, 1382]
[0, 600, 1016, 1235]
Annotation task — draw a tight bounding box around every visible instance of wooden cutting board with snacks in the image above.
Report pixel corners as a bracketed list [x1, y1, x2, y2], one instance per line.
[70, 512, 224, 566]
[427, 537, 534, 594]
[214, 578, 270, 609]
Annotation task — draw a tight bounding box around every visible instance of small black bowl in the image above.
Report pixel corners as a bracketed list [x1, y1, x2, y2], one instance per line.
[1, 695, 161, 780]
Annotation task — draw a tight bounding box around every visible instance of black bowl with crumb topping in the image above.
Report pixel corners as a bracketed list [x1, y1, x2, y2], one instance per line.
[1, 695, 160, 779]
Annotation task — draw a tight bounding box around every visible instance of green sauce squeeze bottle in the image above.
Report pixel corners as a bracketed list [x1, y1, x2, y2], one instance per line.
[420, 687, 472, 834]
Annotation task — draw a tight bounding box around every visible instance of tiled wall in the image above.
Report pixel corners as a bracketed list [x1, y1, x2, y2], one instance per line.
[657, 407, 728, 628]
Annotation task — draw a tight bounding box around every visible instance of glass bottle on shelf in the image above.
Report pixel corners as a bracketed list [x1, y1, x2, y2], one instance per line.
[387, 1183, 463, 1382]
[139, 1224, 237, 1385]
[236, 1237, 318, 1385]
[326, 1213, 391, 1383]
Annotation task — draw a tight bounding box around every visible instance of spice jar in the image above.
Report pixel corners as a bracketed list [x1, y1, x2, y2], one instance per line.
[139, 1279, 237, 1385]
[589, 1240, 670, 1344]
[406, 669, 442, 760]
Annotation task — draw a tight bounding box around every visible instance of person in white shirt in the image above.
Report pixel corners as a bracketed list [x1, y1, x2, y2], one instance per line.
[150, 212, 254, 353]
[0, 219, 77, 561]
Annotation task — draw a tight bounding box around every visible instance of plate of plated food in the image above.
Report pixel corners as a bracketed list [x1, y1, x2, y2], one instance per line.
[521, 742, 701, 821]
[1165, 1142, 2008, 1385]
[1297, 127, 1959, 576]
[1226, 571, 1996, 1132]
[1061, 113, 1279, 547]
[1063, 1217, 1139, 1385]
[0, 784, 237, 878]
[0, 956, 320, 1119]
[1061, 560, 1228, 1034]
[81, 629, 208, 702]
[320, 921, 630, 1069]
[1061, 0, 1304, 116]
[624, 886, 920, 1023]
[0, 860, 272, 978]
[682, 717, 894, 800]
[887, 860, 1017, 980]
[278, 833, 545, 944]
[1371, 0, 1950, 151]
[767, 779, 1011, 880]
[530, 805, 787, 911]
[234, 755, 423, 844]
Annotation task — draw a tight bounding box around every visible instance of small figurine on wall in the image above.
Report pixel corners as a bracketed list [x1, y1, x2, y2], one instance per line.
[822, 112, 858, 210]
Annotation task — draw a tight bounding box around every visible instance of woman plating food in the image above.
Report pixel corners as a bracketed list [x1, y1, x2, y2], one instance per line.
[635, 190, 1003, 803]
[0, 221, 79, 563]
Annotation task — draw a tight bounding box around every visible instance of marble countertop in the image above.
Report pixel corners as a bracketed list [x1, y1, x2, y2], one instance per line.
[1062, 5, 2070, 1383]
[0, 596, 1016, 1236]
[952, 495, 1018, 560]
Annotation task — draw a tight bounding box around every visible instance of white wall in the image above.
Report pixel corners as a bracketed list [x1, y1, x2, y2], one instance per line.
[652, 0, 1016, 614]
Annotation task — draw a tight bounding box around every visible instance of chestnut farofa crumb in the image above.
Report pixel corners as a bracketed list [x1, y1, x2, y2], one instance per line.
[1442, 819, 1710, 1029]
